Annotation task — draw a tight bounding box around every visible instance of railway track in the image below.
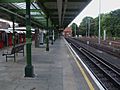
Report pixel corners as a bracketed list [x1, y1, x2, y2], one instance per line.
[76, 37, 120, 49]
[66, 38, 120, 90]
[74, 38, 120, 58]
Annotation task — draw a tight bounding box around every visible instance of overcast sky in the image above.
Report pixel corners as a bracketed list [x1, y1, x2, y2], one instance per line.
[68, 0, 120, 26]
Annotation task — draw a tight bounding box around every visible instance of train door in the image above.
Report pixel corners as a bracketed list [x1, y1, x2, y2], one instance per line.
[8, 33, 12, 46]
[2, 31, 8, 47]
[19, 33, 23, 43]
[0, 31, 3, 48]
[23, 33, 26, 43]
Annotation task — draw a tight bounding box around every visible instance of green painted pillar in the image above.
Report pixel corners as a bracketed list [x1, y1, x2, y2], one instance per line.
[25, 0, 34, 77]
[51, 24, 54, 45]
[51, 30, 53, 45]
[35, 28, 39, 47]
[46, 17, 49, 51]
[54, 27, 58, 40]
[11, 16, 16, 62]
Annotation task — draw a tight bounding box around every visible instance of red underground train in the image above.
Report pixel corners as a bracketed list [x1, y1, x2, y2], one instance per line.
[0, 22, 35, 49]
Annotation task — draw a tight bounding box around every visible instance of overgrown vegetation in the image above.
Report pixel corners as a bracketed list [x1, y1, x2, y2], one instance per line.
[78, 9, 120, 38]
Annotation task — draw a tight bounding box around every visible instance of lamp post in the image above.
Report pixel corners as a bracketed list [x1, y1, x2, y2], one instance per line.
[86, 19, 88, 37]
[88, 18, 91, 37]
[98, 0, 101, 44]
[75, 24, 76, 37]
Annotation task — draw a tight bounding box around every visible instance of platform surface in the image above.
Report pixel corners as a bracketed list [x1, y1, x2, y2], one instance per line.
[0, 37, 99, 90]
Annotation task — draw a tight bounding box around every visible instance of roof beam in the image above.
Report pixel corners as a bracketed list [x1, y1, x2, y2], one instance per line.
[39, 0, 88, 2]
[31, 15, 44, 17]
[66, 9, 80, 11]
[57, 0, 63, 26]
[62, 0, 67, 25]
[32, 16, 44, 19]
[0, 6, 44, 27]
[68, 0, 89, 2]
[64, 14, 75, 17]
[0, 0, 35, 3]
[47, 8, 80, 12]
[13, 9, 42, 13]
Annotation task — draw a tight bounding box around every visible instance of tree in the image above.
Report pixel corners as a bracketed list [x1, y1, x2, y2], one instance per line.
[79, 9, 120, 38]
[71, 23, 78, 37]
[79, 16, 94, 36]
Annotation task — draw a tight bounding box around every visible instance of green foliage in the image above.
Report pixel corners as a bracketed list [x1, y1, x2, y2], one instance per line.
[71, 23, 79, 37]
[79, 9, 120, 37]
[79, 16, 95, 36]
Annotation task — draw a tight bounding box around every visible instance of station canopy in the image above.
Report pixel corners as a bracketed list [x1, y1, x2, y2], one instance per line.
[0, 0, 91, 28]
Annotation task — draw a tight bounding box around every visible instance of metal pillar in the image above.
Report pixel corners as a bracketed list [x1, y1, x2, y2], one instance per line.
[11, 16, 16, 62]
[53, 30, 55, 41]
[46, 17, 49, 51]
[86, 19, 88, 37]
[25, 0, 34, 77]
[88, 18, 90, 37]
[35, 28, 39, 47]
[98, 0, 101, 44]
[40, 31, 44, 45]
[103, 29, 106, 41]
[50, 24, 53, 45]
[51, 29, 54, 45]
[74, 24, 77, 37]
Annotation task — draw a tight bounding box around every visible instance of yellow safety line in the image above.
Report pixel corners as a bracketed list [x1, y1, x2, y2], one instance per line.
[68, 48, 94, 90]
[74, 58, 94, 90]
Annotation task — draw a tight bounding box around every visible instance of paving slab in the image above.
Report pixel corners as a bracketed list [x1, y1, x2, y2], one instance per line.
[0, 37, 99, 90]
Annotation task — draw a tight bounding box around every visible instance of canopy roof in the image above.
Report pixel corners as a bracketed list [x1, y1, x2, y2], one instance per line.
[37, 0, 91, 28]
[0, 0, 91, 28]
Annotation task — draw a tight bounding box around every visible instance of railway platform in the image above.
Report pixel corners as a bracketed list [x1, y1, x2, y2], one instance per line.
[0, 37, 99, 90]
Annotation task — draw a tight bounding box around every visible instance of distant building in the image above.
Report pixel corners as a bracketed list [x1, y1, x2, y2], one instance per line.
[63, 27, 72, 37]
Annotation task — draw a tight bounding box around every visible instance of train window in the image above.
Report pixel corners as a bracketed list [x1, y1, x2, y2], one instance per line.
[2, 32, 6, 42]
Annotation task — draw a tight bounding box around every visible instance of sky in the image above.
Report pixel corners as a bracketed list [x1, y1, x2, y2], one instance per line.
[68, 0, 120, 27]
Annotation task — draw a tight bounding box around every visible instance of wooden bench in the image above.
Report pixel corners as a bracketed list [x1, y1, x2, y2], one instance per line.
[2, 44, 25, 62]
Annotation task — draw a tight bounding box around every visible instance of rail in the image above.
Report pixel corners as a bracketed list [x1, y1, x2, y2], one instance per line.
[66, 38, 120, 90]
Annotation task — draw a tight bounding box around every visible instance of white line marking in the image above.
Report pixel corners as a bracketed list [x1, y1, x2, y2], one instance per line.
[64, 38, 105, 90]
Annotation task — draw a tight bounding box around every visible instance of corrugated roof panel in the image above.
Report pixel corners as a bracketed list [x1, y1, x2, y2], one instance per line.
[31, 12, 41, 15]
[12, 3, 26, 9]
[12, 2, 39, 9]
